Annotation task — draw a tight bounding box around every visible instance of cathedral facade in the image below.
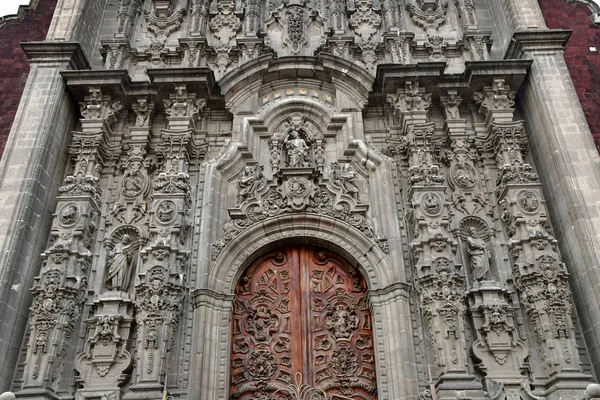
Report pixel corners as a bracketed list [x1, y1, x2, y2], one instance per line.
[1, 1, 600, 400]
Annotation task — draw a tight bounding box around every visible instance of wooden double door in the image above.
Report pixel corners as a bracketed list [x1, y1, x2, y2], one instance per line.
[231, 246, 377, 399]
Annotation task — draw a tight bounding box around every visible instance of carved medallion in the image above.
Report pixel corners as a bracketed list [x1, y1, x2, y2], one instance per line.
[59, 203, 79, 226]
[246, 350, 278, 379]
[451, 162, 477, 189]
[325, 304, 358, 339]
[121, 167, 146, 197]
[156, 200, 176, 223]
[329, 346, 359, 377]
[422, 192, 442, 215]
[518, 190, 539, 213]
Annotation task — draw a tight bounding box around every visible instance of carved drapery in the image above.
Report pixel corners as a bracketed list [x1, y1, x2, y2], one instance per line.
[231, 247, 377, 400]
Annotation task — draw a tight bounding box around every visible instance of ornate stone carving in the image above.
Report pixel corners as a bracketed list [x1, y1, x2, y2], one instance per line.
[144, 2, 185, 41]
[209, 0, 242, 44]
[190, 0, 210, 36]
[237, 165, 267, 205]
[466, 227, 491, 282]
[115, 0, 142, 38]
[284, 129, 311, 167]
[26, 269, 87, 385]
[330, 162, 360, 201]
[387, 81, 432, 115]
[103, 229, 141, 292]
[135, 267, 185, 376]
[75, 295, 134, 396]
[163, 85, 207, 120]
[468, 283, 528, 379]
[266, 0, 323, 56]
[477, 77, 583, 375]
[211, 162, 387, 259]
[349, 0, 381, 42]
[406, 0, 448, 59]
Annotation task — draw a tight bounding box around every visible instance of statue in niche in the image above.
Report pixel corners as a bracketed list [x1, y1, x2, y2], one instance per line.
[466, 227, 491, 281]
[284, 129, 310, 167]
[236, 165, 266, 205]
[105, 234, 136, 291]
[331, 162, 360, 201]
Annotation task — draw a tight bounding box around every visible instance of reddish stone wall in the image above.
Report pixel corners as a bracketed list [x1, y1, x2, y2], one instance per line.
[539, 0, 600, 152]
[0, 0, 58, 157]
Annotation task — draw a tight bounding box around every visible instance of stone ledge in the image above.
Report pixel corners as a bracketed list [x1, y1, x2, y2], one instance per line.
[504, 29, 573, 59]
[21, 41, 89, 70]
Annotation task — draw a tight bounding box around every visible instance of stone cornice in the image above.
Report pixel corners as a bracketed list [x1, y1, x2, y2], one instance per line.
[369, 282, 412, 304]
[373, 60, 533, 105]
[191, 288, 234, 310]
[61, 68, 225, 111]
[21, 41, 90, 70]
[504, 29, 573, 59]
[0, 0, 41, 29]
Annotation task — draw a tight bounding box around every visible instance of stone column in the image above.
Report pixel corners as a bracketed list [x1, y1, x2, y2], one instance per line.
[369, 283, 417, 400]
[189, 289, 234, 400]
[475, 78, 591, 391]
[126, 85, 205, 399]
[18, 87, 121, 398]
[504, 29, 600, 380]
[387, 82, 484, 399]
[0, 42, 88, 391]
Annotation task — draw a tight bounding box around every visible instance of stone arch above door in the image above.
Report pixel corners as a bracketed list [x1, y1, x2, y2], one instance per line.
[207, 213, 393, 295]
[230, 245, 378, 400]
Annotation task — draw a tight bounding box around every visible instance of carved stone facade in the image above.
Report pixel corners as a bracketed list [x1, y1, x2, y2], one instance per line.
[1, 1, 600, 400]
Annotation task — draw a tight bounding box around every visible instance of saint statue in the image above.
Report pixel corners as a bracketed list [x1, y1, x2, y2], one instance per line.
[283, 130, 310, 167]
[105, 234, 136, 291]
[236, 165, 266, 205]
[466, 227, 491, 281]
[332, 163, 360, 200]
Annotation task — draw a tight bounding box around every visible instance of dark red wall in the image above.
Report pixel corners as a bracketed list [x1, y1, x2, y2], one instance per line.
[0, 0, 58, 157]
[539, 0, 600, 153]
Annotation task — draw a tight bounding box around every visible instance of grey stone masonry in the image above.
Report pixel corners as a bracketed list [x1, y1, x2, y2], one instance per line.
[0, 42, 89, 392]
[1, 0, 600, 400]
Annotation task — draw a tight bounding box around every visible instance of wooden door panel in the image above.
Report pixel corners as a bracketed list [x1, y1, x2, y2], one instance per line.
[231, 247, 377, 400]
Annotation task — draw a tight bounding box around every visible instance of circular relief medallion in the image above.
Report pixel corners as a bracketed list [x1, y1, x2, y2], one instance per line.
[329, 346, 359, 377]
[422, 193, 442, 216]
[59, 203, 79, 226]
[451, 162, 477, 189]
[121, 168, 146, 197]
[246, 350, 278, 379]
[156, 200, 176, 223]
[518, 190, 539, 213]
[286, 177, 310, 197]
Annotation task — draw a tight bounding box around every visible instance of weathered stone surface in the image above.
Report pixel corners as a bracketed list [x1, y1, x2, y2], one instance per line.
[0, 1, 598, 400]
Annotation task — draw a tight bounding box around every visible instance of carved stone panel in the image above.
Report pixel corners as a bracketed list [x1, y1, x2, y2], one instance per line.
[231, 247, 377, 400]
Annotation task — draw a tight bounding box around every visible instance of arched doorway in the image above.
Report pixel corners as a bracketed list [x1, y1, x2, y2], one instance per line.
[230, 246, 378, 399]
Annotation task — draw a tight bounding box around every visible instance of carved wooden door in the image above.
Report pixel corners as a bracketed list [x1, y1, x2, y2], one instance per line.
[231, 246, 377, 400]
